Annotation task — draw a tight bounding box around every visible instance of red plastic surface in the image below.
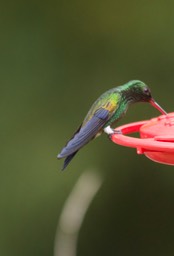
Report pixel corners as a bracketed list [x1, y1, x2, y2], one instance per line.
[112, 112, 174, 165]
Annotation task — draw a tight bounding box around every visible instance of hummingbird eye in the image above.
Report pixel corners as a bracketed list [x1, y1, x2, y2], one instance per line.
[143, 87, 150, 95]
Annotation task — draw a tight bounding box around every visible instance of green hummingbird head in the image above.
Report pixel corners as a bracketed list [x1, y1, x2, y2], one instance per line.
[121, 80, 167, 115]
[122, 80, 152, 103]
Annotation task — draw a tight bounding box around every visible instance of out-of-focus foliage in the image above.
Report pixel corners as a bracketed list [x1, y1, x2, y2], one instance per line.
[1, 0, 174, 255]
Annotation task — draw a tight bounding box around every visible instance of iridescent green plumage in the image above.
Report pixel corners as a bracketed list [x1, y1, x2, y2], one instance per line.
[58, 80, 166, 170]
[82, 91, 120, 132]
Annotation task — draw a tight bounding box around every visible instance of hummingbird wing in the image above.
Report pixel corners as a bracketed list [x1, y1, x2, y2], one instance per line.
[58, 108, 111, 158]
[58, 92, 121, 170]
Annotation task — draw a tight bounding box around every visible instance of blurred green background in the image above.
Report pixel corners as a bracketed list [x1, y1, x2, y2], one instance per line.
[1, 0, 174, 255]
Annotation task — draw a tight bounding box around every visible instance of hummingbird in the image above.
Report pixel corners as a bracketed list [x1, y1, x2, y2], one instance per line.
[58, 80, 167, 170]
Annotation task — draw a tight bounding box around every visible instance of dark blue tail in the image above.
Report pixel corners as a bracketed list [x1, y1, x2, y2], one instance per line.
[61, 150, 78, 171]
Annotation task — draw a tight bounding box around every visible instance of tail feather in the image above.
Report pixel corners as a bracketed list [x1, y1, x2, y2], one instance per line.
[61, 151, 78, 171]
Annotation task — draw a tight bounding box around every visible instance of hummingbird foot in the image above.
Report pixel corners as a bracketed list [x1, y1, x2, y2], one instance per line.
[113, 129, 122, 135]
[104, 126, 122, 135]
[109, 129, 122, 140]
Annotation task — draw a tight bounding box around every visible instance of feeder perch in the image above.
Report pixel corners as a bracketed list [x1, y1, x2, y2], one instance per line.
[112, 112, 174, 166]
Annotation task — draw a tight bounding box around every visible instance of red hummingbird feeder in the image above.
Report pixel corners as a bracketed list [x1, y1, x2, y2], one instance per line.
[112, 112, 174, 166]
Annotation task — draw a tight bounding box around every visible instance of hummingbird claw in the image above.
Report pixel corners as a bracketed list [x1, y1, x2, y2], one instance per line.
[108, 129, 122, 140]
[104, 126, 122, 137]
[113, 129, 122, 135]
[104, 126, 121, 135]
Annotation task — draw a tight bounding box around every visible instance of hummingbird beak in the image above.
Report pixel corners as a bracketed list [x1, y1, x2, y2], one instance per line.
[150, 99, 167, 115]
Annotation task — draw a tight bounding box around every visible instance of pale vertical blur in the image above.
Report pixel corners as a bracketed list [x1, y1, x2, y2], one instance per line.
[54, 171, 102, 256]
